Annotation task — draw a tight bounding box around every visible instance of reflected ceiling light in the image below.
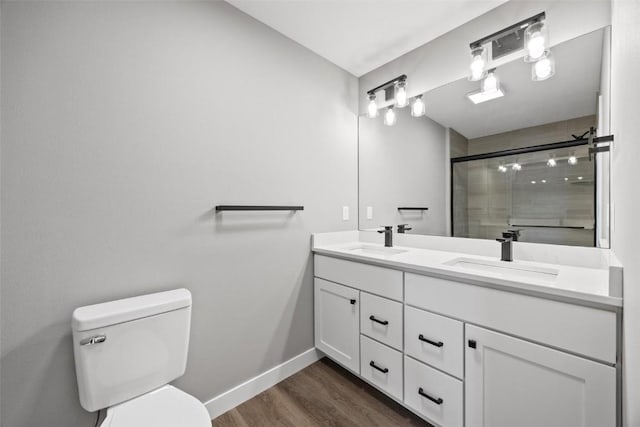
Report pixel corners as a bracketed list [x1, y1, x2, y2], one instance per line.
[541, 179, 547, 183]
[532, 53, 555, 81]
[411, 95, 426, 117]
[524, 20, 550, 62]
[366, 94, 379, 118]
[564, 177, 569, 181]
[383, 107, 397, 126]
[512, 162, 522, 171]
[568, 155, 578, 165]
[498, 165, 508, 173]
[395, 80, 409, 108]
[469, 46, 487, 81]
[547, 157, 557, 167]
[578, 176, 584, 180]
[531, 180, 537, 184]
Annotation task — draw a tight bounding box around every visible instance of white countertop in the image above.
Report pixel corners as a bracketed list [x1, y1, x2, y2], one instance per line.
[312, 232, 623, 308]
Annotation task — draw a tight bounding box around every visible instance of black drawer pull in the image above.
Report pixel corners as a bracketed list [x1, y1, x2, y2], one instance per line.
[369, 315, 389, 326]
[350, 299, 357, 305]
[418, 387, 443, 405]
[369, 361, 389, 374]
[468, 339, 477, 349]
[419, 334, 444, 347]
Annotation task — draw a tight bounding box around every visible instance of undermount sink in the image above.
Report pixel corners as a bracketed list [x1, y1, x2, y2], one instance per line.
[443, 257, 559, 283]
[344, 244, 408, 256]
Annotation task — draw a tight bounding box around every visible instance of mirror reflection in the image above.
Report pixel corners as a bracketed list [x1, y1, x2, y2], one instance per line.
[359, 27, 610, 248]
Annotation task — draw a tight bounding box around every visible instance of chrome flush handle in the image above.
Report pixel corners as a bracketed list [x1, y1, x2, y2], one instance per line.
[80, 335, 107, 346]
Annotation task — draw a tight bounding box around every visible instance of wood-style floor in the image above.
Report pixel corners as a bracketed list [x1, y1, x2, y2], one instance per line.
[211, 358, 432, 427]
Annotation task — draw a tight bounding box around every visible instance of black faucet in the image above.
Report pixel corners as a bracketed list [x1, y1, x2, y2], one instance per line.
[496, 230, 520, 262]
[378, 226, 393, 247]
[397, 224, 412, 234]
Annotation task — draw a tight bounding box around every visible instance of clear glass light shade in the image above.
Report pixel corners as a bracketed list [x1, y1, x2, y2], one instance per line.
[547, 158, 557, 167]
[568, 155, 578, 165]
[498, 165, 508, 173]
[395, 81, 409, 108]
[524, 21, 549, 62]
[469, 46, 487, 81]
[366, 94, 379, 118]
[482, 71, 500, 93]
[411, 95, 426, 117]
[512, 162, 522, 171]
[383, 107, 397, 126]
[532, 54, 555, 81]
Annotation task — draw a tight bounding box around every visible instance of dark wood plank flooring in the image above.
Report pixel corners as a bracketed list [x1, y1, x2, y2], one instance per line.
[212, 358, 432, 427]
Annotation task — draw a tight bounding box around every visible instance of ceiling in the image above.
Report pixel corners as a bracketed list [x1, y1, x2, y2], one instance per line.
[424, 28, 604, 139]
[225, 0, 509, 77]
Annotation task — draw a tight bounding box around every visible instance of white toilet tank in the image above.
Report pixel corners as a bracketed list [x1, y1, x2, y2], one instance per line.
[72, 289, 192, 412]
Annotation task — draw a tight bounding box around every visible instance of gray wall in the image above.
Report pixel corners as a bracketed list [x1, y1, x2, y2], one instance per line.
[0, 2, 358, 426]
[610, 1, 640, 425]
[358, 107, 447, 235]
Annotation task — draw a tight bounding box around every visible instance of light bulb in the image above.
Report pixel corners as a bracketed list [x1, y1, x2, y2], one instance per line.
[541, 179, 547, 183]
[564, 177, 569, 181]
[524, 21, 549, 62]
[498, 165, 507, 173]
[568, 155, 578, 165]
[469, 47, 487, 81]
[395, 81, 408, 108]
[512, 162, 522, 171]
[482, 72, 499, 93]
[411, 95, 426, 117]
[532, 55, 555, 81]
[547, 158, 557, 167]
[531, 180, 537, 184]
[578, 176, 583, 180]
[366, 94, 378, 118]
[383, 107, 396, 126]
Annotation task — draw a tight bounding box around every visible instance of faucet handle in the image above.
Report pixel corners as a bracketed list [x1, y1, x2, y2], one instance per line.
[378, 226, 393, 233]
[397, 224, 412, 232]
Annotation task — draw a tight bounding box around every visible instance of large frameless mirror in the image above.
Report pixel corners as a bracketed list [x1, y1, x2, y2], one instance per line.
[359, 26, 612, 248]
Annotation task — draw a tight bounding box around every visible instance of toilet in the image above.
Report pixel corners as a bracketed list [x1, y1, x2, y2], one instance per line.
[72, 289, 211, 426]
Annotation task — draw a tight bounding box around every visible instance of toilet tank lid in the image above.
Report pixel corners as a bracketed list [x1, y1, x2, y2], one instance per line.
[72, 288, 192, 332]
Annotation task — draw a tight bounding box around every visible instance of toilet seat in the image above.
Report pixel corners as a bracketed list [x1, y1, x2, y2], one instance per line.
[101, 385, 211, 427]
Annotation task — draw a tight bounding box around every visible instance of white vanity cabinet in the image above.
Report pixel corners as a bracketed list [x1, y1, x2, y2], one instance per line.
[313, 254, 619, 427]
[314, 278, 360, 373]
[465, 325, 616, 427]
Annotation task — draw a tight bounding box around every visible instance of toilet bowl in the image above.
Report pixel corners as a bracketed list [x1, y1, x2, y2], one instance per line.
[71, 289, 210, 427]
[100, 385, 210, 427]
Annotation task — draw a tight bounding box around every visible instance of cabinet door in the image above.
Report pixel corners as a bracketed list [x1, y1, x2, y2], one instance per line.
[314, 278, 360, 373]
[465, 325, 616, 427]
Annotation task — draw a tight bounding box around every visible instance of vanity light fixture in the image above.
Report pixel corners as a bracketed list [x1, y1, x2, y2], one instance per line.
[469, 46, 487, 81]
[547, 157, 557, 167]
[395, 80, 409, 108]
[532, 53, 556, 81]
[411, 95, 426, 117]
[498, 164, 508, 173]
[467, 69, 504, 104]
[512, 162, 522, 171]
[383, 107, 397, 126]
[568, 155, 578, 165]
[524, 20, 550, 62]
[366, 94, 379, 118]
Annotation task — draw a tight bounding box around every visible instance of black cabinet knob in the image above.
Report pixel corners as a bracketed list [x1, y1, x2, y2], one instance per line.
[350, 299, 356, 305]
[468, 339, 477, 349]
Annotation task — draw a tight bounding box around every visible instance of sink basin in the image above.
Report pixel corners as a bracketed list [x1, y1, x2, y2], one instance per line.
[443, 257, 558, 283]
[344, 244, 408, 256]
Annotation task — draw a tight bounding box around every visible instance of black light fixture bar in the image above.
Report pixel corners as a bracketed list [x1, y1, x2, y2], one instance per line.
[469, 12, 546, 49]
[367, 74, 407, 96]
[398, 207, 429, 211]
[215, 205, 304, 212]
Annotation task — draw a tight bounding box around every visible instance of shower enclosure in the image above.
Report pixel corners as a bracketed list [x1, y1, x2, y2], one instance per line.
[451, 142, 597, 247]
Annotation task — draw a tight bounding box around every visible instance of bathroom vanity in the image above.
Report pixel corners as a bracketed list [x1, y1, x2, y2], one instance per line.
[312, 231, 622, 427]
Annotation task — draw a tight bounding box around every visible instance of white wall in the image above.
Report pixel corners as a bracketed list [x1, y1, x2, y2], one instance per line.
[0, 2, 358, 426]
[359, 0, 611, 114]
[358, 107, 447, 235]
[610, 1, 640, 425]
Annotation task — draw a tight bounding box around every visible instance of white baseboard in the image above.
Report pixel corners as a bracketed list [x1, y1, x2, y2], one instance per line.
[204, 348, 323, 420]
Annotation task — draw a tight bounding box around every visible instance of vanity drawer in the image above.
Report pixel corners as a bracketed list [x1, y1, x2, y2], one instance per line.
[360, 335, 403, 401]
[405, 273, 617, 364]
[404, 356, 463, 427]
[314, 255, 403, 301]
[360, 292, 403, 350]
[404, 306, 463, 379]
